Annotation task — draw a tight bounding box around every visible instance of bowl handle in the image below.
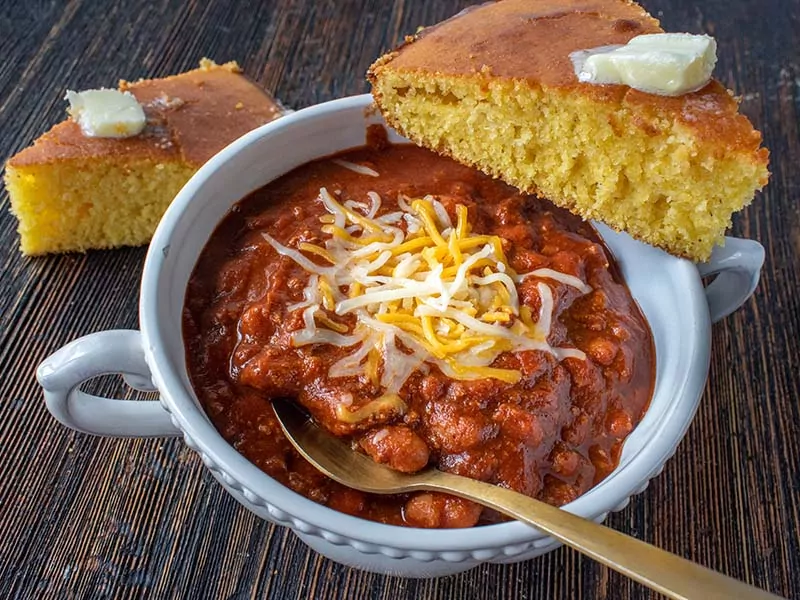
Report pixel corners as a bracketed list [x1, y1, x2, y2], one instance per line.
[697, 237, 765, 323]
[36, 330, 181, 438]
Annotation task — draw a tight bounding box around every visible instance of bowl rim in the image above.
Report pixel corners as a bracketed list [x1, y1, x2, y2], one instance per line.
[141, 93, 711, 553]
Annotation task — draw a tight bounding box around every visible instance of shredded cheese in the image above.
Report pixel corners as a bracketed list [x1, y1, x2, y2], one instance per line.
[335, 394, 407, 423]
[521, 268, 592, 294]
[262, 188, 591, 422]
[331, 159, 380, 178]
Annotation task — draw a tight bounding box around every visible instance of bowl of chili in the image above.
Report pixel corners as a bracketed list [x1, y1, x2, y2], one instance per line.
[37, 94, 764, 577]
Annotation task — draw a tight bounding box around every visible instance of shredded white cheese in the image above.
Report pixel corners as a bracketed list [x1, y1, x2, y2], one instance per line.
[262, 189, 591, 416]
[522, 268, 592, 295]
[331, 159, 380, 178]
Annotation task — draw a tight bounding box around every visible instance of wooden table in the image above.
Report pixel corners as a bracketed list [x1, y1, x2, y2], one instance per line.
[1, 1, 797, 598]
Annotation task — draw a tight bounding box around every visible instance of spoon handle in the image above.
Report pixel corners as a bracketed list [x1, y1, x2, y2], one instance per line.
[423, 472, 783, 600]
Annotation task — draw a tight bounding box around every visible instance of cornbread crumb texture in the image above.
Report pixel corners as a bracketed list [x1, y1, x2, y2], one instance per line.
[368, 0, 770, 261]
[6, 161, 195, 254]
[5, 60, 283, 255]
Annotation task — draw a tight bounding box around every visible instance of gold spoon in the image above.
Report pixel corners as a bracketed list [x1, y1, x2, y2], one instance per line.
[273, 399, 782, 599]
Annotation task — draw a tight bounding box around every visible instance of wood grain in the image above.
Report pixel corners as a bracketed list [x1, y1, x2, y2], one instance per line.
[0, 0, 797, 598]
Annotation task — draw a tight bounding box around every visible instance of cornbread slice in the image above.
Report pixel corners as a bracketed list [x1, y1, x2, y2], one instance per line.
[5, 60, 284, 255]
[368, 0, 770, 261]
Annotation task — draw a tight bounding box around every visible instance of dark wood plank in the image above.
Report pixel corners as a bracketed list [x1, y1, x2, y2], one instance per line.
[0, 0, 797, 598]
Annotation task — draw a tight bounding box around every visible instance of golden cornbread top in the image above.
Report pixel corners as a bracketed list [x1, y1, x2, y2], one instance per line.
[368, 0, 767, 156]
[380, 0, 659, 87]
[8, 60, 283, 169]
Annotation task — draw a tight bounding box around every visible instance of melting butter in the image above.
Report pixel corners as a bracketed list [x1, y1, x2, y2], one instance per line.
[571, 33, 718, 96]
[65, 89, 146, 138]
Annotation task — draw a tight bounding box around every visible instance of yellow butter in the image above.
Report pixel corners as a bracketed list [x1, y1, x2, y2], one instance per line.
[65, 88, 146, 138]
[573, 33, 717, 96]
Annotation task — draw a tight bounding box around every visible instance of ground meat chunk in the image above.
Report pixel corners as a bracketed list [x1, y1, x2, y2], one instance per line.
[403, 493, 483, 528]
[359, 425, 430, 473]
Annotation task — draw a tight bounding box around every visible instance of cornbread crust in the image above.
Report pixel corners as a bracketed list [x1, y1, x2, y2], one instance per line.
[368, 0, 770, 261]
[6, 60, 283, 255]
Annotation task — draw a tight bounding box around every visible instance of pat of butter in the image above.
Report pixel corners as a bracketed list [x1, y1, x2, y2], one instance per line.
[572, 33, 718, 96]
[65, 89, 146, 138]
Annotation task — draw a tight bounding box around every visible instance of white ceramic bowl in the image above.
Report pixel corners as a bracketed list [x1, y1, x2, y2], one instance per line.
[37, 94, 764, 578]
